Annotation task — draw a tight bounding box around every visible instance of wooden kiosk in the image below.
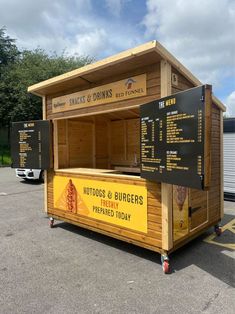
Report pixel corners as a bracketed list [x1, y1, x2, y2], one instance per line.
[28, 41, 225, 273]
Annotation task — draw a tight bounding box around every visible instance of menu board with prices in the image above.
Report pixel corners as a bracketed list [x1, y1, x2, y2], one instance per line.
[11, 120, 51, 169]
[140, 85, 211, 190]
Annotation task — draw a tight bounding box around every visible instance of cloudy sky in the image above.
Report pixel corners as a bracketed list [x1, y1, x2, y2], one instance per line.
[1, 0, 235, 115]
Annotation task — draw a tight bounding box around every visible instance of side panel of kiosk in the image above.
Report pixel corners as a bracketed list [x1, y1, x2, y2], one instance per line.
[170, 67, 222, 249]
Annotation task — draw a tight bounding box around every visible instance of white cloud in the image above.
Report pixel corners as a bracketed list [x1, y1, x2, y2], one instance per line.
[1, 0, 234, 103]
[0, 0, 141, 59]
[226, 91, 235, 117]
[0, 0, 94, 54]
[72, 29, 108, 56]
[143, 0, 235, 86]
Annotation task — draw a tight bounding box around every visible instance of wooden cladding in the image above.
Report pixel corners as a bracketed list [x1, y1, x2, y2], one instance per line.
[46, 63, 161, 120]
[110, 118, 140, 166]
[68, 120, 94, 168]
[171, 67, 194, 94]
[57, 116, 140, 170]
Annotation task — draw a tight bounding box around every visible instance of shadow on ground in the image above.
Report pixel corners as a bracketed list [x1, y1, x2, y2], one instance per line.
[20, 179, 43, 185]
[52, 213, 235, 287]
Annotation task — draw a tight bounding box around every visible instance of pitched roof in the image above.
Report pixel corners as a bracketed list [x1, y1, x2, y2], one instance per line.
[28, 40, 225, 111]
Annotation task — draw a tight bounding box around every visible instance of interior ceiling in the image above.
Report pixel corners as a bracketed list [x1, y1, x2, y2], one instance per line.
[69, 107, 140, 122]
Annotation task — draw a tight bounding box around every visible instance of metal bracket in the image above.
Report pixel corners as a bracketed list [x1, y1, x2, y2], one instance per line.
[189, 206, 201, 217]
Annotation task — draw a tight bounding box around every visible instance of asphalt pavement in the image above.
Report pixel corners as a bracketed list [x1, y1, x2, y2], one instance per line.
[0, 167, 234, 314]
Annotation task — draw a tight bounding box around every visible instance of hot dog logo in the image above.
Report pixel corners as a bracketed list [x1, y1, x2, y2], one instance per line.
[55, 179, 89, 215]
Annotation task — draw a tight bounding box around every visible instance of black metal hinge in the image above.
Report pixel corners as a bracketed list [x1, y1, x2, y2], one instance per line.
[189, 206, 201, 217]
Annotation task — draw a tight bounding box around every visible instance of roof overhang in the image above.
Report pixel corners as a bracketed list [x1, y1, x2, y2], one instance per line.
[28, 40, 226, 112]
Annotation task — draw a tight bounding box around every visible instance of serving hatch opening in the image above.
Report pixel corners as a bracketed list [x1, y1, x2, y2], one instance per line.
[55, 108, 141, 177]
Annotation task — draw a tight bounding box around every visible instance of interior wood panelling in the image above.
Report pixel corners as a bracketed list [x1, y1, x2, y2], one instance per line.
[68, 120, 93, 168]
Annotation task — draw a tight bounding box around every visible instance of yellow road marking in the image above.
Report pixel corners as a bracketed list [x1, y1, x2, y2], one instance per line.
[203, 218, 235, 250]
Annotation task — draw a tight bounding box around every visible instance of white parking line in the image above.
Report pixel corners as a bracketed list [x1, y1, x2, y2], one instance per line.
[221, 250, 235, 259]
[204, 218, 235, 250]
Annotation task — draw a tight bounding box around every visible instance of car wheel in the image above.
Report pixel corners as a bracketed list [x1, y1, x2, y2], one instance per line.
[39, 170, 44, 183]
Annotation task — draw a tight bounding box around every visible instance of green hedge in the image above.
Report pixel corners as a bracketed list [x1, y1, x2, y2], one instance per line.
[0, 147, 11, 166]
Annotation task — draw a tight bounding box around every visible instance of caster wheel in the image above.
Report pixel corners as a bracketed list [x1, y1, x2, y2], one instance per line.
[215, 226, 222, 236]
[162, 260, 170, 274]
[49, 218, 54, 228]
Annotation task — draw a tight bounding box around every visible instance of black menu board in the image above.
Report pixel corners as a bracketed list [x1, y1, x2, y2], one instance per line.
[140, 85, 211, 190]
[11, 120, 51, 169]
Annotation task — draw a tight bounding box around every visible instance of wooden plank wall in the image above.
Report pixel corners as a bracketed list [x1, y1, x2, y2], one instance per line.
[110, 120, 126, 164]
[68, 119, 93, 168]
[189, 105, 221, 230]
[57, 116, 141, 170]
[110, 118, 140, 166]
[57, 119, 68, 168]
[127, 119, 140, 163]
[208, 104, 221, 222]
[171, 68, 194, 94]
[95, 116, 109, 169]
[190, 189, 208, 229]
[57, 118, 94, 168]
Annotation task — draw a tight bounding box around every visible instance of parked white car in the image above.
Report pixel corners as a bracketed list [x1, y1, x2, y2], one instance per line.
[15, 168, 44, 182]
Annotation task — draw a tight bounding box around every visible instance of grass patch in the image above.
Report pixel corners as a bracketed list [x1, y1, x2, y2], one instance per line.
[0, 150, 11, 166]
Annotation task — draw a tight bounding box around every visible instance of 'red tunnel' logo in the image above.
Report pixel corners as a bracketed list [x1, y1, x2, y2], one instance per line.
[125, 78, 136, 89]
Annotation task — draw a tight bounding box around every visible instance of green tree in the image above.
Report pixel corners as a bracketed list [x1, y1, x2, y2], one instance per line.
[0, 30, 93, 127]
[1, 49, 93, 124]
[0, 27, 19, 69]
[0, 28, 93, 165]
